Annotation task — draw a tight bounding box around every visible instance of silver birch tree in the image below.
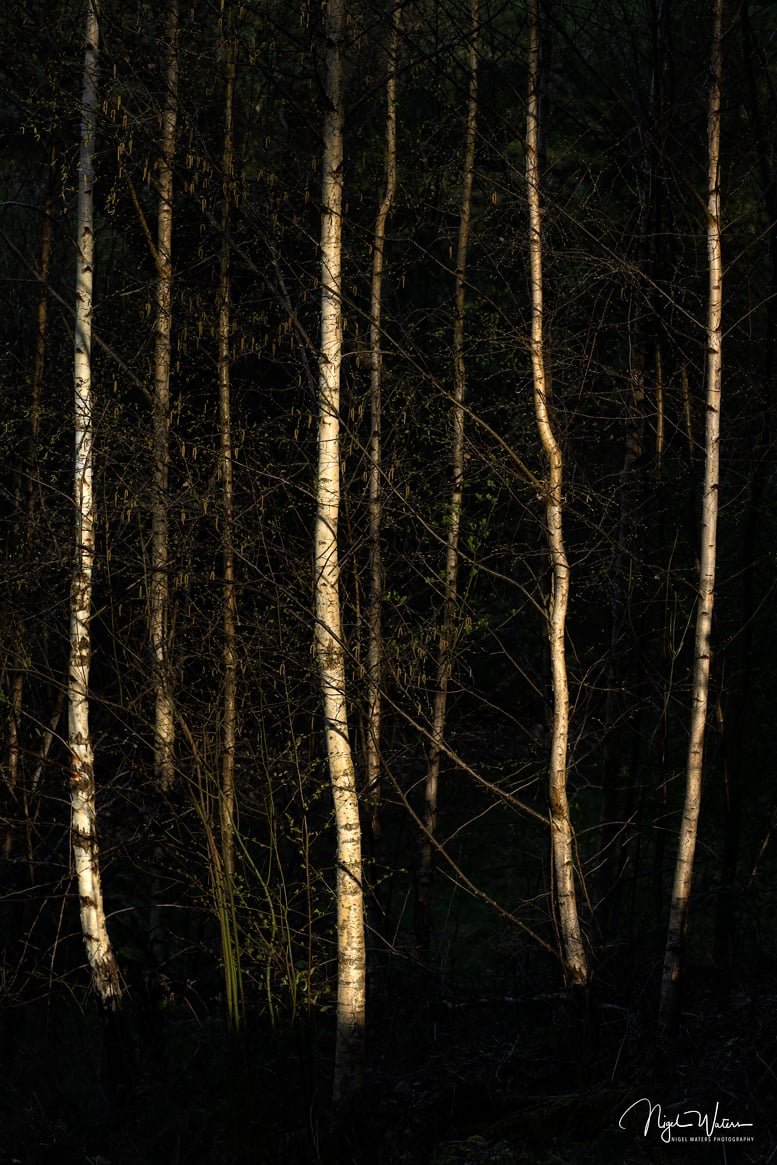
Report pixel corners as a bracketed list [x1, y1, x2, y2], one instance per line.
[69, 0, 122, 1010]
[526, 0, 589, 988]
[417, 0, 478, 948]
[660, 0, 724, 1030]
[315, 0, 366, 1105]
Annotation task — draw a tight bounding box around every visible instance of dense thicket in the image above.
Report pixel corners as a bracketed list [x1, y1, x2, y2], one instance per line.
[1, 1, 776, 1161]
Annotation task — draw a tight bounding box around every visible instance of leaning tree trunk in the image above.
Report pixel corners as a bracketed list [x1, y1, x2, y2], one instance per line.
[526, 0, 589, 989]
[69, 0, 122, 1011]
[315, 0, 366, 1107]
[660, 0, 723, 1031]
[151, 0, 179, 792]
[417, 0, 478, 950]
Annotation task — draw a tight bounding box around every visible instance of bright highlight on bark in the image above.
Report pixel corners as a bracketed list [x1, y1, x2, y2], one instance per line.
[660, 0, 724, 1031]
[69, 0, 122, 1011]
[315, 0, 366, 1106]
[526, 0, 589, 989]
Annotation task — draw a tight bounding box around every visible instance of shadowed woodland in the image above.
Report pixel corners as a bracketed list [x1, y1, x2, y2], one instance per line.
[1, 0, 777, 1160]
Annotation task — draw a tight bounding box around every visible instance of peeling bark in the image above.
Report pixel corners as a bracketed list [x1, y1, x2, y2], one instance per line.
[69, 0, 122, 1011]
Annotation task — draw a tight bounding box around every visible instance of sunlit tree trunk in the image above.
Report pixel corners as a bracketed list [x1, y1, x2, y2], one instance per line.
[417, 0, 478, 950]
[527, 0, 588, 988]
[315, 0, 365, 1106]
[365, 3, 399, 850]
[70, 0, 122, 1011]
[660, 0, 723, 1030]
[151, 0, 179, 791]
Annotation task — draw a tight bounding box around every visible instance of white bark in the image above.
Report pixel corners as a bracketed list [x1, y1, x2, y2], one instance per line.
[527, 0, 588, 988]
[316, 0, 365, 1105]
[151, 0, 179, 791]
[70, 0, 122, 1010]
[660, 0, 723, 1029]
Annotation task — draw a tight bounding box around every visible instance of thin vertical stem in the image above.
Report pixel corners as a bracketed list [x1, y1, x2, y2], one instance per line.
[418, 0, 478, 948]
[660, 0, 724, 1030]
[219, 0, 237, 887]
[366, 3, 400, 844]
[316, 0, 366, 1106]
[152, 0, 179, 791]
[70, 0, 122, 1011]
[527, 0, 588, 988]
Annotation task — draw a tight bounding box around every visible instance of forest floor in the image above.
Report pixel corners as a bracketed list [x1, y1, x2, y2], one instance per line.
[1, 952, 773, 1165]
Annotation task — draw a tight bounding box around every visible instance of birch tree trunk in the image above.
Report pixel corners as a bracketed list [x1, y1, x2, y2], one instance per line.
[417, 0, 478, 950]
[526, 0, 588, 988]
[70, 0, 122, 1011]
[151, 0, 179, 791]
[365, 3, 399, 848]
[660, 0, 723, 1030]
[315, 0, 366, 1106]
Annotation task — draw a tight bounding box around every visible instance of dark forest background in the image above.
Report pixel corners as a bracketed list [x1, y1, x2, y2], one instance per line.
[1, 0, 776, 1161]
